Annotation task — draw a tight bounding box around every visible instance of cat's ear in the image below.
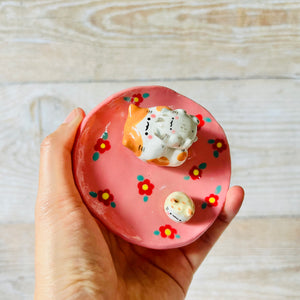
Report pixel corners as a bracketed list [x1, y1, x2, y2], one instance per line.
[128, 103, 139, 116]
[128, 104, 148, 119]
[156, 106, 171, 112]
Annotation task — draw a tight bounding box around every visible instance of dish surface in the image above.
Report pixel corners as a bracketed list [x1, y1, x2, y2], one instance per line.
[72, 86, 231, 249]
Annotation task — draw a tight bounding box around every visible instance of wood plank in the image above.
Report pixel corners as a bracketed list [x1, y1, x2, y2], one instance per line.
[0, 0, 299, 82]
[187, 217, 300, 299]
[0, 79, 299, 223]
[0, 224, 34, 300]
[0, 218, 299, 300]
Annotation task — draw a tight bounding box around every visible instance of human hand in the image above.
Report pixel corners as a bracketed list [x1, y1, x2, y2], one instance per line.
[35, 108, 244, 300]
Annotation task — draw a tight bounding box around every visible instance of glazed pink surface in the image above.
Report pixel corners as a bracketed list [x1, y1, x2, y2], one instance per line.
[72, 86, 231, 249]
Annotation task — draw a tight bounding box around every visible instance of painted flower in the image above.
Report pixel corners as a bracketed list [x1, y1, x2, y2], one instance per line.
[130, 93, 144, 106]
[189, 166, 202, 180]
[212, 138, 227, 153]
[205, 193, 219, 207]
[195, 114, 205, 129]
[94, 138, 111, 153]
[159, 225, 177, 239]
[138, 179, 154, 195]
[98, 189, 114, 206]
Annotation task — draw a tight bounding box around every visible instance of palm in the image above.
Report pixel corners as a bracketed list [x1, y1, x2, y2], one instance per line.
[97, 222, 193, 300]
[67, 185, 243, 300]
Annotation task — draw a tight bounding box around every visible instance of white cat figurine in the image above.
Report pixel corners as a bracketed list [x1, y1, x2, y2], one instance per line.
[122, 104, 199, 167]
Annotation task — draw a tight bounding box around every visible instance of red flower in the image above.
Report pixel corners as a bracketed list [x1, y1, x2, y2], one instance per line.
[189, 166, 202, 180]
[212, 139, 227, 153]
[94, 138, 111, 153]
[159, 224, 177, 239]
[138, 179, 154, 195]
[98, 189, 114, 206]
[130, 93, 144, 106]
[205, 194, 219, 207]
[195, 114, 205, 129]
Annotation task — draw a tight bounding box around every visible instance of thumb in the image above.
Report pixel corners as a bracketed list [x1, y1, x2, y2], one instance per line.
[37, 108, 85, 204]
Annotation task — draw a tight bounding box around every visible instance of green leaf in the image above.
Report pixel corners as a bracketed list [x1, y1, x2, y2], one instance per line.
[204, 117, 212, 122]
[215, 185, 222, 194]
[93, 152, 100, 161]
[208, 139, 215, 144]
[143, 93, 150, 98]
[198, 163, 207, 169]
[213, 150, 219, 158]
[137, 175, 144, 181]
[123, 97, 131, 101]
[102, 132, 108, 140]
[89, 191, 98, 198]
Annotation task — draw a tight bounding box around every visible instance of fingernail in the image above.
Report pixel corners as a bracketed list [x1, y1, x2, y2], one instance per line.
[63, 108, 80, 124]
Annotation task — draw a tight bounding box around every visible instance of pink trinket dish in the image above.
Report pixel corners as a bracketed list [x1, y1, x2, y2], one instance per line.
[72, 86, 231, 249]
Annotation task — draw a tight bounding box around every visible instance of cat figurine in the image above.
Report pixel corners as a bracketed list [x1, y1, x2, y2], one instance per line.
[164, 191, 195, 223]
[122, 104, 199, 167]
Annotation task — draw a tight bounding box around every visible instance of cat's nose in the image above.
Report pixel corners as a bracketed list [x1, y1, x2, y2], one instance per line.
[155, 117, 164, 122]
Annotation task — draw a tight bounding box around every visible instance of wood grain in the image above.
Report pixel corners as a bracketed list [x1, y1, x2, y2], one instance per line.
[187, 217, 300, 300]
[0, 79, 299, 223]
[0, 2, 299, 299]
[0, 218, 299, 300]
[0, 0, 299, 82]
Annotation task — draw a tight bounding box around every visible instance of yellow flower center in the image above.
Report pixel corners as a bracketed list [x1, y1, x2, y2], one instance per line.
[209, 197, 216, 204]
[100, 143, 106, 149]
[165, 229, 172, 236]
[133, 97, 139, 103]
[216, 142, 223, 148]
[102, 192, 109, 200]
[142, 184, 149, 191]
[193, 169, 200, 176]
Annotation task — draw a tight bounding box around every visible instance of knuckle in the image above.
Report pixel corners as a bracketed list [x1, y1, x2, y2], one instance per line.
[40, 132, 59, 151]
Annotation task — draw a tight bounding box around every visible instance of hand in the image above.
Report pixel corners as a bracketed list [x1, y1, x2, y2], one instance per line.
[35, 108, 244, 300]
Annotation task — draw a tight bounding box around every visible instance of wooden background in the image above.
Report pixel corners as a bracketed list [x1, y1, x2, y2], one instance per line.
[0, 1, 299, 299]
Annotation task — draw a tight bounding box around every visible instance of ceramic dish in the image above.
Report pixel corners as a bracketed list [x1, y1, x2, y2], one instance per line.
[72, 86, 231, 249]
